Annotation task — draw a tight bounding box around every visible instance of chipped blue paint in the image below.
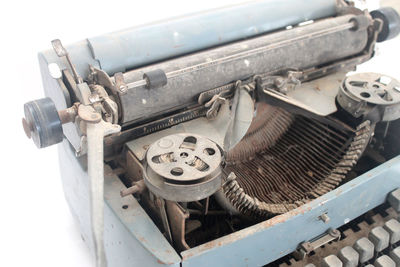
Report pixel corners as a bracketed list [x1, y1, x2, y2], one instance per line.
[58, 139, 400, 267]
[58, 140, 181, 266]
[181, 156, 400, 266]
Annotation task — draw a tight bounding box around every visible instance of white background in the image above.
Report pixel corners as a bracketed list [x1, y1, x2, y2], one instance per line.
[0, 0, 399, 266]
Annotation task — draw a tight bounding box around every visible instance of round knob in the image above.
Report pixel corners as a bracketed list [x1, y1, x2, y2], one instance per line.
[23, 97, 63, 148]
[371, 7, 400, 42]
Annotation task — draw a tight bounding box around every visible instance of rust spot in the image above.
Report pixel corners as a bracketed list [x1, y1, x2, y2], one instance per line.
[315, 86, 321, 91]
[183, 202, 319, 260]
[336, 189, 343, 196]
[261, 214, 288, 227]
[203, 240, 223, 249]
[156, 259, 175, 265]
[138, 236, 147, 244]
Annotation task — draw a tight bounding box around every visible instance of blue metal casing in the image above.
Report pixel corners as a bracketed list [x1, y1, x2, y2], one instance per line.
[39, 0, 337, 79]
[58, 139, 400, 266]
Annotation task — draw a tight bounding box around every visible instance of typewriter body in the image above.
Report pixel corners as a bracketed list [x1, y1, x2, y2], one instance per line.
[22, 0, 400, 266]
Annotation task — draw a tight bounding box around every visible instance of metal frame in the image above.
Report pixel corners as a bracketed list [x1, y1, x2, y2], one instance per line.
[58, 140, 181, 267]
[181, 156, 400, 266]
[58, 137, 400, 266]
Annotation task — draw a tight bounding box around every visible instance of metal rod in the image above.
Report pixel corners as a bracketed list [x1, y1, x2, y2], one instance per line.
[126, 21, 355, 90]
[58, 105, 78, 124]
[120, 180, 145, 197]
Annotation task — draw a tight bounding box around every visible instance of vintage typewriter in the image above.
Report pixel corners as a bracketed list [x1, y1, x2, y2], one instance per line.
[22, 0, 400, 266]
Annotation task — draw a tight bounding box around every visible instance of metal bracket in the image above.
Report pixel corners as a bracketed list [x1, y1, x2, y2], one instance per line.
[293, 228, 341, 260]
[166, 201, 191, 251]
[114, 72, 128, 94]
[88, 66, 127, 96]
[262, 70, 302, 94]
[204, 93, 226, 119]
[51, 39, 83, 84]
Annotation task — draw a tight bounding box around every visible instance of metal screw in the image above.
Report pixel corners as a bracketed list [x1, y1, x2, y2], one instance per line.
[328, 228, 340, 238]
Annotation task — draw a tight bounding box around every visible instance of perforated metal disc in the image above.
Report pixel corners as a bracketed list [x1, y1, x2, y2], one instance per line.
[146, 133, 221, 183]
[144, 133, 222, 202]
[337, 73, 400, 121]
[343, 73, 400, 105]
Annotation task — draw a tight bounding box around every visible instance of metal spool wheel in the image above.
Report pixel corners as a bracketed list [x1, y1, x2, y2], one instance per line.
[343, 73, 400, 105]
[337, 73, 400, 121]
[144, 133, 222, 202]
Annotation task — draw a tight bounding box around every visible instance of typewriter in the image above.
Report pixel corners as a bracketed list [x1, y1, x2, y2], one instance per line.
[22, 0, 400, 266]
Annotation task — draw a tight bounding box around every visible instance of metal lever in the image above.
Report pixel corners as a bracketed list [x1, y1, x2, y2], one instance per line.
[81, 105, 121, 267]
[51, 39, 83, 84]
[23, 100, 121, 267]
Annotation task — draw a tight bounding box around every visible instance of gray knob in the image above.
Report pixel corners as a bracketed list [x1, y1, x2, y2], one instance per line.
[23, 97, 63, 148]
[371, 7, 400, 42]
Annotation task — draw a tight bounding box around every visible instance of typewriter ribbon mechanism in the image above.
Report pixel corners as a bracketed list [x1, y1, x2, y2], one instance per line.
[22, 1, 400, 266]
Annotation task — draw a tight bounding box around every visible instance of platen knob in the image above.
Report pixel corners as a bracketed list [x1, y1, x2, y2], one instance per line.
[23, 98, 63, 148]
[371, 7, 400, 42]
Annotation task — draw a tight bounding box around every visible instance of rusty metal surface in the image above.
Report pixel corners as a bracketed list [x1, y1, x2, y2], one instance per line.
[180, 156, 400, 267]
[166, 201, 191, 251]
[58, 105, 78, 124]
[222, 111, 373, 218]
[226, 103, 294, 164]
